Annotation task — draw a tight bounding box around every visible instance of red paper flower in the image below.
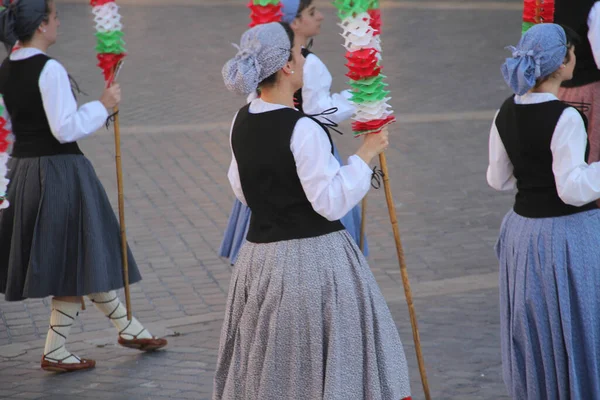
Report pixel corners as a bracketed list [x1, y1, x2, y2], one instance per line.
[352, 115, 395, 133]
[90, 0, 115, 6]
[346, 48, 379, 63]
[248, 1, 283, 27]
[346, 64, 382, 80]
[368, 9, 382, 35]
[523, 0, 554, 24]
[0, 129, 11, 153]
[345, 48, 381, 80]
[97, 53, 126, 81]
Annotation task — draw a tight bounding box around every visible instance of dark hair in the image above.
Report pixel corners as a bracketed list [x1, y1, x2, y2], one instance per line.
[560, 24, 580, 64]
[18, 0, 52, 44]
[534, 24, 582, 88]
[0, 0, 52, 51]
[258, 22, 295, 89]
[296, 0, 313, 17]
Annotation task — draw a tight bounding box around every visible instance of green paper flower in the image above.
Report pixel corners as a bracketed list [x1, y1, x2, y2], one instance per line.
[348, 75, 385, 87]
[95, 31, 126, 54]
[253, 0, 280, 4]
[333, 0, 371, 19]
[350, 79, 388, 94]
[368, 0, 380, 10]
[350, 88, 389, 103]
[521, 22, 534, 34]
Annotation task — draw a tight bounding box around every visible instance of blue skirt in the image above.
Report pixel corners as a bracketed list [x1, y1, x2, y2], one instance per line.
[496, 209, 600, 399]
[219, 147, 369, 264]
[0, 155, 141, 301]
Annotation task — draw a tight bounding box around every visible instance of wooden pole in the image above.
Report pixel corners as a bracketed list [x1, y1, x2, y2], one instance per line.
[378, 152, 431, 400]
[112, 104, 132, 321]
[360, 196, 367, 252]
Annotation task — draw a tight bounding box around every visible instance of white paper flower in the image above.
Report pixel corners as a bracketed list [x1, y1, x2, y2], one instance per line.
[93, 3, 123, 33]
[353, 98, 394, 121]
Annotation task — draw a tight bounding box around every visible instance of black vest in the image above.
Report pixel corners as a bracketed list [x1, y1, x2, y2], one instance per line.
[231, 104, 344, 243]
[555, 0, 600, 87]
[495, 96, 597, 218]
[0, 54, 82, 157]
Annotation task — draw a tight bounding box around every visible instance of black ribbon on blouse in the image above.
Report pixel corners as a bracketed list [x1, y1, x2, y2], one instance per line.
[305, 107, 384, 189]
[304, 107, 344, 136]
[563, 100, 591, 113]
[370, 165, 384, 189]
[105, 110, 118, 129]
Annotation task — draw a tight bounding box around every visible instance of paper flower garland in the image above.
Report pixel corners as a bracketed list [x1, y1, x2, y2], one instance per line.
[522, 0, 554, 34]
[0, 102, 13, 210]
[248, 0, 283, 27]
[0, 3, 15, 210]
[335, 0, 394, 136]
[91, 0, 126, 81]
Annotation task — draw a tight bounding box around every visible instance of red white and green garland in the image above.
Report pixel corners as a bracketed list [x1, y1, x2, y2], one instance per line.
[0, 98, 12, 210]
[90, 0, 126, 82]
[248, 0, 282, 27]
[0, 3, 15, 210]
[522, 0, 554, 34]
[335, 0, 394, 137]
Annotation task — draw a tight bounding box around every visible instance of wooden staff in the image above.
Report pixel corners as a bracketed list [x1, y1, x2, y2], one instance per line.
[110, 63, 132, 321]
[379, 152, 431, 400]
[360, 196, 367, 252]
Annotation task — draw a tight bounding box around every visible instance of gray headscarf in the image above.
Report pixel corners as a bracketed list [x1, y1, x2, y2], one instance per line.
[0, 0, 48, 48]
[222, 22, 292, 96]
[501, 23, 568, 96]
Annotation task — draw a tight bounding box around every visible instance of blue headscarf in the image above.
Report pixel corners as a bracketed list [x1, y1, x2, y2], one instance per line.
[0, 0, 48, 48]
[280, 0, 300, 24]
[501, 23, 568, 96]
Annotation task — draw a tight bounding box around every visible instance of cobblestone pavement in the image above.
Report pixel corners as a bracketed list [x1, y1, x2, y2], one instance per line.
[0, 0, 524, 398]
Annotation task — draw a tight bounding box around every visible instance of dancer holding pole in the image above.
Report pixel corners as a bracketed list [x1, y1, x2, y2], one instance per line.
[219, 0, 369, 266]
[0, 0, 166, 373]
[214, 21, 411, 399]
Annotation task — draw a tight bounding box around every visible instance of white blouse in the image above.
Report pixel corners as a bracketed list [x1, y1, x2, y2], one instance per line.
[247, 52, 355, 125]
[487, 92, 600, 206]
[588, 2, 600, 69]
[300, 53, 355, 124]
[1, 47, 108, 143]
[228, 98, 372, 221]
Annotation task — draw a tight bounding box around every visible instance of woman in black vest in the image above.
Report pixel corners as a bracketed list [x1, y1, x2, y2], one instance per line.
[215, 22, 411, 399]
[0, 0, 166, 373]
[555, 0, 600, 163]
[489, 23, 600, 398]
[219, 0, 369, 267]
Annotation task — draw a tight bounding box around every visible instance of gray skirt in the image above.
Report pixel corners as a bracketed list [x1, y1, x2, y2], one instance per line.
[0, 154, 141, 301]
[497, 209, 600, 399]
[213, 230, 411, 400]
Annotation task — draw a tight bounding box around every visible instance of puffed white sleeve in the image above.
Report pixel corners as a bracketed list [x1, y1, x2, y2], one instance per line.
[588, 2, 600, 69]
[551, 107, 600, 206]
[487, 111, 517, 191]
[290, 117, 371, 221]
[301, 54, 356, 125]
[39, 60, 109, 144]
